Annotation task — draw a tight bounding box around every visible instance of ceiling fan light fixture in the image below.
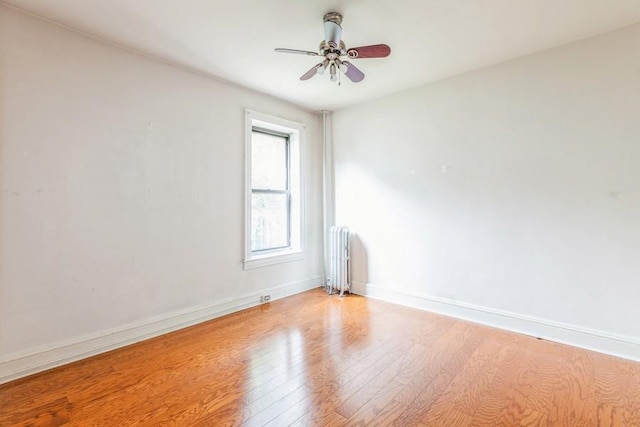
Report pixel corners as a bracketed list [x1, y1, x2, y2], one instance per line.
[336, 59, 348, 73]
[329, 63, 338, 81]
[317, 59, 330, 75]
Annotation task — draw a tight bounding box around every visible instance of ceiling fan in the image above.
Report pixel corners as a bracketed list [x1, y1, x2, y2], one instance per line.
[275, 12, 391, 83]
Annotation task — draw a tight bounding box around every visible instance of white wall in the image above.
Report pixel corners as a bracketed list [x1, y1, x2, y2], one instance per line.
[333, 24, 640, 359]
[0, 5, 323, 381]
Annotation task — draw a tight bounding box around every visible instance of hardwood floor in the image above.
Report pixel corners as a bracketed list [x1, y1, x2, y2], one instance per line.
[1, 289, 639, 426]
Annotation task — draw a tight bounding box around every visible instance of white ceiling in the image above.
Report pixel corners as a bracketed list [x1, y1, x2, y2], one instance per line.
[5, 0, 640, 111]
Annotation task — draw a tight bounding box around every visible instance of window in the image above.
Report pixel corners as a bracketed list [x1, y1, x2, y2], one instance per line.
[244, 110, 304, 269]
[251, 128, 290, 252]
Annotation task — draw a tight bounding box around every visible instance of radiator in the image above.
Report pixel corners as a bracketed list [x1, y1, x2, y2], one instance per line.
[327, 226, 351, 296]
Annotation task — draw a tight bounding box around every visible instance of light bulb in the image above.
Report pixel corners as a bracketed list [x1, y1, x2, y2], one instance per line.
[336, 59, 348, 73]
[318, 59, 329, 75]
[329, 63, 337, 81]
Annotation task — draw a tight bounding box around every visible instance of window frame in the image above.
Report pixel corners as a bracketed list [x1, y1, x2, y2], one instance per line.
[250, 127, 291, 253]
[244, 110, 305, 269]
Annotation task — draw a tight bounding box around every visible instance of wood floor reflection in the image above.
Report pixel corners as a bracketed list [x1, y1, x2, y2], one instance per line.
[1, 288, 639, 426]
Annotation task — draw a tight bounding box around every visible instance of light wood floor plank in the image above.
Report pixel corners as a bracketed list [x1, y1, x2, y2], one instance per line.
[1, 289, 639, 426]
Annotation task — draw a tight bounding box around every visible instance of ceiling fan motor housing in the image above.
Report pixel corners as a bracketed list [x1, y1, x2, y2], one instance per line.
[323, 12, 343, 49]
[320, 40, 346, 56]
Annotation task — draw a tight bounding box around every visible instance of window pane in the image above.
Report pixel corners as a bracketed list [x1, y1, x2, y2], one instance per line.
[252, 131, 287, 190]
[251, 192, 288, 251]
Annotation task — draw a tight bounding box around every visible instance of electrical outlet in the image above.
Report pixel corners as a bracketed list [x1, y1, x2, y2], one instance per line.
[261, 295, 271, 303]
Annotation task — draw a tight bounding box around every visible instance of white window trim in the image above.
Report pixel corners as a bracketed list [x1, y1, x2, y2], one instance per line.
[244, 109, 305, 270]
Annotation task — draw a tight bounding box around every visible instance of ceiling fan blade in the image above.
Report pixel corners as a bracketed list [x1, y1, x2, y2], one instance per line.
[275, 48, 318, 56]
[323, 12, 343, 48]
[346, 44, 391, 59]
[300, 63, 323, 81]
[342, 61, 365, 82]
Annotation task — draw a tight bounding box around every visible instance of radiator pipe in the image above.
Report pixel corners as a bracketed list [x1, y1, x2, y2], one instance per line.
[322, 110, 330, 291]
[322, 110, 328, 289]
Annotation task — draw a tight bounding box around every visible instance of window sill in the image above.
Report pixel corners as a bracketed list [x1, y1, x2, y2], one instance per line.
[243, 250, 305, 270]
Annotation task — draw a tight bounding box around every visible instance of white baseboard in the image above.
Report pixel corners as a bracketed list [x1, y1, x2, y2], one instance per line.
[351, 281, 640, 363]
[0, 276, 322, 384]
